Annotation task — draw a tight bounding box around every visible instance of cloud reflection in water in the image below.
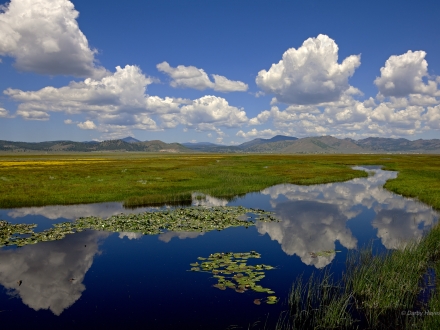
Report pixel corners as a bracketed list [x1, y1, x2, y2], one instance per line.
[0, 231, 108, 315]
[257, 167, 438, 268]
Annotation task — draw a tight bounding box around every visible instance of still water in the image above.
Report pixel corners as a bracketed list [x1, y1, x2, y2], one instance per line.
[0, 166, 438, 329]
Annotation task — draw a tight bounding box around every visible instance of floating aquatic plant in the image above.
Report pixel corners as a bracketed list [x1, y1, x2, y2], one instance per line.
[189, 251, 278, 305]
[0, 206, 278, 248]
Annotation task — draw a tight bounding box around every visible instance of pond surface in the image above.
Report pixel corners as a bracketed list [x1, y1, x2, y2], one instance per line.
[0, 166, 438, 329]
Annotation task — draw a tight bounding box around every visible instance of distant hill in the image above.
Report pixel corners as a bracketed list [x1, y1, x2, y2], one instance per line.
[182, 135, 298, 152]
[181, 142, 222, 151]
[238, 135, 297, 149]
[182, 142, 220, 147]
[121, 136, 141, 143]
[0, 139, 192, 153]
[279, 136, 364, 154]
[2, 136, 440, 154]
[352, 137, 440, 152]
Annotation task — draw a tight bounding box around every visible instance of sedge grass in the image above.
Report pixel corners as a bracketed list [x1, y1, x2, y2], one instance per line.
[1, 153, 439, 209]
[0, 153, 368, 208]
[277, 223, 440, 329]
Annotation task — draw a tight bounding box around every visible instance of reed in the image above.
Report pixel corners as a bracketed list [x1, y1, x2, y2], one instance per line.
[278, 223, 440, 329]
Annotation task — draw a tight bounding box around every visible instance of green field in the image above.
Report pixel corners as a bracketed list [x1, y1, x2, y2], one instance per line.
[1, 153, 440, 328]
[1, 153, 439, 210]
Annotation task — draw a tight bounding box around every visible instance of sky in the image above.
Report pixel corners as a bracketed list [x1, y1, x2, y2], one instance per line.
[0, 0, 440, 144]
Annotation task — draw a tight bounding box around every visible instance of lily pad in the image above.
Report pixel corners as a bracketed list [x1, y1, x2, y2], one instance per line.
[188, 250, 277, 303]
[0, 206, 278, 248]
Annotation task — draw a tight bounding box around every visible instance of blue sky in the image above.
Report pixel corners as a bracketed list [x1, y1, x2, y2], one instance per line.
[1, 0, 440, 143]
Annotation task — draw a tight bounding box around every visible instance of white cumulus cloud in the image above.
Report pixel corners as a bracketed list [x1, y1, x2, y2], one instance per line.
[4, 65, 176, 132]
[5, 66, 251, 137]
[77, 120, 96, 130]
[374, 50, 438, 97]
[157, 61, 248, 92]
[0, 0, 107, 78]
[0, 107, 9, 117]
[256, 34, 360, 105]
[180, 95, 248, 130]
[236, 128, 279, 139]
[16, 109, 50, 121]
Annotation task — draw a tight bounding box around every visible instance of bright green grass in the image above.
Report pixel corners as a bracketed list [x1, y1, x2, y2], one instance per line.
[0, 153, 368, 208]
[1, 153, 439, 209]
[276, 223, 440, 329]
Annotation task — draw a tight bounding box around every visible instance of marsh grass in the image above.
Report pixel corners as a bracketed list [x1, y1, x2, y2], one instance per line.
[277, 271, 355, 329]
[0, 153, 439, 211]
[0, 153, 369, 208]
[278, 223, 440, 329]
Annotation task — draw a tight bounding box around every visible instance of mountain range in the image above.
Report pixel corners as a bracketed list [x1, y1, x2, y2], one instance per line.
[1, 135, 440, 154]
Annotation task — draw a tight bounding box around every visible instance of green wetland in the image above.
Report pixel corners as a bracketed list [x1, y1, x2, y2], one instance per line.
[0, 154, 440, 329]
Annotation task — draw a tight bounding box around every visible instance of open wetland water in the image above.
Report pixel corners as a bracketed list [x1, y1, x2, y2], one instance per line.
[0, 166, 439, 329]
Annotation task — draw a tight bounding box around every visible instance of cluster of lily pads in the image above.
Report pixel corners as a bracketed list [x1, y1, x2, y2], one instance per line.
[0, 206, 278, 248]
[190, 251, 278, 305]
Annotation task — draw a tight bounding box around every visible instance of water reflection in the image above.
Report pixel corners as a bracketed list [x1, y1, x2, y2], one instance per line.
[256, 167, 438, 268]
[257, 201, 357, 268]
[6, 202, 163, 221]
[158, 231, 205, 243]
[1, 167, 438, 272]
[0, 231, 108, 315]
[119, 232, 143, 240]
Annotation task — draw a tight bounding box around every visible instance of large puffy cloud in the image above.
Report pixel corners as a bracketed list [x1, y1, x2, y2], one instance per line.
[424, 105, 440, 129]
[244, 81, 440, 140]
[5, 65, 251, 138]
[0, 0, 107, 78]
[6, 65, 156, 113]
[157, 61, 248, 92]
[374, 51, 438, 98]
[256, 34, 360, 105]
[4, 65, 176, 135]
[250, 36, 440, 140]
[179, 95, 248, 130]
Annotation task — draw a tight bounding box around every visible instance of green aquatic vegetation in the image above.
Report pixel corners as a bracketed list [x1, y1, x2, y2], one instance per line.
[276, 223, 440, 329]
[0, 221, 37, 247]
[0, 206, 278, 248]
[189, 251, 278, 304]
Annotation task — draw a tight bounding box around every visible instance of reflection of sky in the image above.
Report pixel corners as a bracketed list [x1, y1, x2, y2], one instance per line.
[158, 231, 205, 243]
[1, 167, 438, 272]
[5, 202, 163, 221]
[257, 201, 357, 268]
[254, 167, 438, 268]
[0, 231, 108, 315]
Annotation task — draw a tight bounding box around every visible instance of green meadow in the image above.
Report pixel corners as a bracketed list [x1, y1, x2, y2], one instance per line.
[1, 152, 440, 329]
[1, 153, 439, 210]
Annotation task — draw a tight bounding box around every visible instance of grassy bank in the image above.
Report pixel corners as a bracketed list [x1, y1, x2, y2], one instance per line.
[277, 222, 440, 329]
[0, 153, 439, 209]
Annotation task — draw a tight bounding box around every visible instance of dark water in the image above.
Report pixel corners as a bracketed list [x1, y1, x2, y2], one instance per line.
[0, 166, 438, 329]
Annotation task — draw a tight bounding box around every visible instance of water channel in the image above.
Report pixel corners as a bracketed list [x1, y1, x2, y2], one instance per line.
[0, 166, 438, 329]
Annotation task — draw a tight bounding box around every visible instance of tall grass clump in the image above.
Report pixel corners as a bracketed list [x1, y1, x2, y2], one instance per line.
[346, 242, 427, 327]
[277, 271, 355, 329]
[278, 223, 440, 329]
